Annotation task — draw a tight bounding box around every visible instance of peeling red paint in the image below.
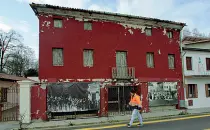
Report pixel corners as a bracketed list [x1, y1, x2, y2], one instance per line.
[39, 15, 182, 81]
[31, 85, 47, 120]
[37, 12, 184, 117]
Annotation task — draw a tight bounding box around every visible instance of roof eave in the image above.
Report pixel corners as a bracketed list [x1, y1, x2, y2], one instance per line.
[30, 3, 186, 28]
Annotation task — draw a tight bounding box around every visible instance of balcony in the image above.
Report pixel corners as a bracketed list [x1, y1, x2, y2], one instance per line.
[112, 67, 135, 80]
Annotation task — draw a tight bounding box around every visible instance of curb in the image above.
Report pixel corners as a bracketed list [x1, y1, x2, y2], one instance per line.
[16, 112, 210, 130]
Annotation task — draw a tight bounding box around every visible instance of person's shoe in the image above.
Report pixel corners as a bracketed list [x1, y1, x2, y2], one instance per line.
[127, 124, 131, 128]
[137, 123, 143, 127]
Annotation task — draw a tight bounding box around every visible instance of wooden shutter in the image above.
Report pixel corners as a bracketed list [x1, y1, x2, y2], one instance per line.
[186, 57, 192, 70]
[195, 84, 198, 98]
[206, 58, 210, 70]
[186, 85, 189, 99]
[205, 84, 209, 97]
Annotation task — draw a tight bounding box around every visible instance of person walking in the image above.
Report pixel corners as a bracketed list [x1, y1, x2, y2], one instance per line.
[127, 89, 143, 128]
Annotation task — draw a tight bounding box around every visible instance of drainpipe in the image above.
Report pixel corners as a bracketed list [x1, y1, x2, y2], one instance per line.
[180, 27, 187, 111]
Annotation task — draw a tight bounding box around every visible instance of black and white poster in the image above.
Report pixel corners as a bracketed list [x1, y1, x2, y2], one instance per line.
[47, 82, 100, 112]
[148, 82, 178, 107]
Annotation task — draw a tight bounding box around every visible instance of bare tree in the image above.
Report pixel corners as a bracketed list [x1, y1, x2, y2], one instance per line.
[183, 27, 191, 37]
[0, 30, 22, 72]
[191, 28, 200, 37]
[4, 44, 35, 76]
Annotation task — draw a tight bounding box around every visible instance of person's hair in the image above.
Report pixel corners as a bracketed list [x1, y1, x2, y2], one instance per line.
[130, 89, 136, 93]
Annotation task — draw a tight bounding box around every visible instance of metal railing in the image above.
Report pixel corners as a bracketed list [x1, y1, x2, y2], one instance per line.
[112, 67, 135, 79]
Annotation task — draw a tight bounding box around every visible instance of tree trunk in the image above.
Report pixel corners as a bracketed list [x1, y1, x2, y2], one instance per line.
[0, 52, 4, 72]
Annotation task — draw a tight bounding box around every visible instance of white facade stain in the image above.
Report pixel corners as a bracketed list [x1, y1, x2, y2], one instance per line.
[163, 28, 167, 35]
[119, 23, 146, 33]
[128, 29, 134, 34]
[158, 49, 161, 54]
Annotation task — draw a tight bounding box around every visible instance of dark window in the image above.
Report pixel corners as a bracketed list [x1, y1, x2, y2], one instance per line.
[168, 54, 175, 69]
[206, 58, 210, 70]
[186, 57, 192, 70]
[146, 52, 154, 68]
[187, 84, 197, 98]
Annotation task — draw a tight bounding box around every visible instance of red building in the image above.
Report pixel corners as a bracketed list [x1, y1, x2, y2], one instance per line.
[30, 3, 186, 118]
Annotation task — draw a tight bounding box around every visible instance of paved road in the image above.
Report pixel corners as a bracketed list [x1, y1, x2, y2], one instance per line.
[76, 115, 210, 130]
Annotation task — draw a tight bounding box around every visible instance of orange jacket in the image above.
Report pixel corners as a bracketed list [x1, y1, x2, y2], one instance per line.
[130, 94, 142, 107]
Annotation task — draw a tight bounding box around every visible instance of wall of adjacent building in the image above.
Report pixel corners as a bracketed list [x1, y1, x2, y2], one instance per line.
[185, 78, 210, 109]
[183, 50, 210, 76]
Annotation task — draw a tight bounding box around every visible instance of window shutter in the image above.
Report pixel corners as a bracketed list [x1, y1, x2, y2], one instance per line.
[195, 84, 198, 98]
[186, 85, 189, 99]
[205, 84, 209, 97]
[206, 58, 210, 70]
[186, 57, 192, 70]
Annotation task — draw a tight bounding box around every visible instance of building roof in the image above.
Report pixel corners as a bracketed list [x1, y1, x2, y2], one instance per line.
[30, 3, 186, 29]
[182, 36, 210, 44]
[0, 73, 36, 82]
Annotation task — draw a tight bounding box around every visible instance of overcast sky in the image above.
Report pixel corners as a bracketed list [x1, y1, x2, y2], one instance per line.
[0, 0, 210, 58]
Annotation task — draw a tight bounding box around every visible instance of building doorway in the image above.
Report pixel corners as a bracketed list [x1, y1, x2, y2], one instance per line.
[107, 86, 137, 116]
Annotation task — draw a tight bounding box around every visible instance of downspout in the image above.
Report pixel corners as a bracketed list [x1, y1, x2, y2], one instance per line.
[180, 26, 187, 110]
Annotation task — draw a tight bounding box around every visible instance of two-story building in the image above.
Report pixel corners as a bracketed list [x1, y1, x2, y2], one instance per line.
[30, 3, 185, 118]
[183, 36, 210, 109]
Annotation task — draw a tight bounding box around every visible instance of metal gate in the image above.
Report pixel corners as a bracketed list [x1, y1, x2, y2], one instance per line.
[0, 86, 19, 122]
[108, 86, 136, 116]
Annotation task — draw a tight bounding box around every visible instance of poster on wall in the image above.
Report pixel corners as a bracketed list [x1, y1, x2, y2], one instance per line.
[47, 82, 100, 112]
[148, 82, 178, 107]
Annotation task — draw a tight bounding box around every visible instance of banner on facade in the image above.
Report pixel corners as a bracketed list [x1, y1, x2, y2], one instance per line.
[148, 82, 178, 107]
[47, 82, 100, 112]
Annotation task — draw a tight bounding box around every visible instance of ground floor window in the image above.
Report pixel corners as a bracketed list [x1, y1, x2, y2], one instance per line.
[187, 84, 198, 98]
[205, 84, 210, 97]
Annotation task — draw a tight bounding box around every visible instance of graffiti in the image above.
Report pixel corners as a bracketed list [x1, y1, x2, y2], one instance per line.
[148, 82, 178, 107]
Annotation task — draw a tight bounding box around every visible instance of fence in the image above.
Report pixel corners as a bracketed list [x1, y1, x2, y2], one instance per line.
[0, 86, 19, 121]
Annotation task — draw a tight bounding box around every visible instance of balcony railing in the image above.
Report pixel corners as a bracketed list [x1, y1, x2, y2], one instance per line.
[112, 67, 135, 79]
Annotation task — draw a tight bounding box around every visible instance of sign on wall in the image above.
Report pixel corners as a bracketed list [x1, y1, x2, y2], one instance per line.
[47, 82, 100, 112]
[148, 82, 178, 107]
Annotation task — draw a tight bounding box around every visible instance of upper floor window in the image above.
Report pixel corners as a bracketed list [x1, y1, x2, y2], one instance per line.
[206, 58, 210, 70]
[186, 57, 192, 70]
[145, 28, 152, 36]
[54, 19, 63, 28]
[168, 54, 175, 69]
[84, 22, 92, 30]
[205, 84, 210, 97]
[146, 52, 154, 68]
[186, 84, 198, 98]
[83, 49, 94, 67]
[167, 31, 173, 38]
[52, 48, 64, 66]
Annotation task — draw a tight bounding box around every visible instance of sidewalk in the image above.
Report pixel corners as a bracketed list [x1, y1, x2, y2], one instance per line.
[13, 107, 210, 130]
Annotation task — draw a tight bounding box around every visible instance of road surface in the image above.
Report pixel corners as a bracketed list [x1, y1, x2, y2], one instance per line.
[76, 114, 210, 130]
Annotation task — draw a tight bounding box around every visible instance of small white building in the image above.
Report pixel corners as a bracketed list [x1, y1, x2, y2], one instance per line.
[182, 36, 210, 109]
